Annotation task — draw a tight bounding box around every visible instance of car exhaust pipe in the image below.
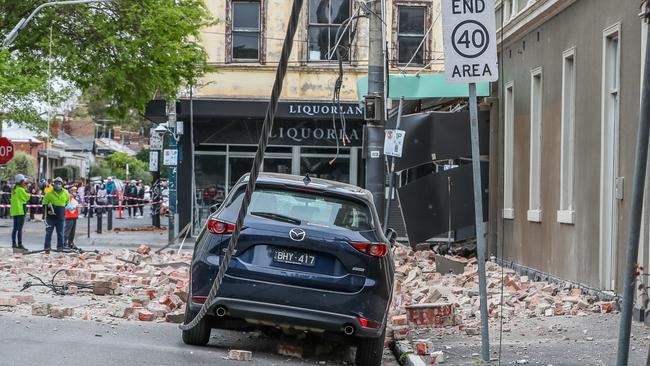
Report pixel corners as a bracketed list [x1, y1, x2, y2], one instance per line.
[343, 325, 355, 336]
[215, 306, 227, 317]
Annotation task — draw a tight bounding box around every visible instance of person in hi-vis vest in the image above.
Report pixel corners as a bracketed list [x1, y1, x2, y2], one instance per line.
[42, 177, 69, 253]
[64, 185, 80, 249]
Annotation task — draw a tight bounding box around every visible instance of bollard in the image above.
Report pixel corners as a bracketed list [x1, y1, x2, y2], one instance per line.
[107, 205, 113, 231]
[96, 209, 103, 234]
[87, 203, 91, 238]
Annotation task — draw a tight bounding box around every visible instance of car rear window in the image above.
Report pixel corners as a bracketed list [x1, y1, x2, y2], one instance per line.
[229, 187, 374, 231]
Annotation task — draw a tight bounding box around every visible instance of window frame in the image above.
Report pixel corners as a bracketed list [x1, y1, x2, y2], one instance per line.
[558, 47, 576, 224]
[391, 1, 433, 68]
[225, 0, 266, 64]
[306, 0, 353, 63]
[527, 66, 543, 223]
[503, 80, 515, 219]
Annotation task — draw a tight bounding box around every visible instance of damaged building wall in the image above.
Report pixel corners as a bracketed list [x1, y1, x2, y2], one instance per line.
[493, 0, 643, 292]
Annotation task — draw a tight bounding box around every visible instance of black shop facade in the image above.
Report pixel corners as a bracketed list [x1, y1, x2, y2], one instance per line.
[145, 99, 365, 232]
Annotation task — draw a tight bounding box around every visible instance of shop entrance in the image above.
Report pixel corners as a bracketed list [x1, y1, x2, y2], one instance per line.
[193, 145, 357, 232]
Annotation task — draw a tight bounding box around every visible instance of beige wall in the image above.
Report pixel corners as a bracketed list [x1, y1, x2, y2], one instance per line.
[197, 0, 444, 101]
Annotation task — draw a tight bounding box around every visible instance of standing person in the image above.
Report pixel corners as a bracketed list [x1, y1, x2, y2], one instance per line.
[86, 181, 96, 218]
[42, 177, 69, 253]
[10, 174, 31, 252]
[77, 181, 85, 216]
[126, 181, 137, 218]
[95, 181, 107, 216]
[28, 184, 38, 221]
[64, 186, 80, 249]
[137, 181, 145, 218]
[105, 177, 116, 209]
[0, 180, 11, 219]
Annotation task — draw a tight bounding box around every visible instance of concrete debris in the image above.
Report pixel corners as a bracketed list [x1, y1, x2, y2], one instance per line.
[0, 248, 191, 323]
[228, 350, 253, 361]
[387, 246, 618, 343]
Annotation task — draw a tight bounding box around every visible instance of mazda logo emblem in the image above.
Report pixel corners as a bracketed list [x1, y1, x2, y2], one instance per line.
[289, 228, 306, 241]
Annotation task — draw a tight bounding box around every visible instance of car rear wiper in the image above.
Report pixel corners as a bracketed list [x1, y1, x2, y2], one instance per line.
[251, 212, 301, 225]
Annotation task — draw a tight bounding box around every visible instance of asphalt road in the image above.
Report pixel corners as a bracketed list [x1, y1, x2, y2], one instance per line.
[0, 313, 397, 366]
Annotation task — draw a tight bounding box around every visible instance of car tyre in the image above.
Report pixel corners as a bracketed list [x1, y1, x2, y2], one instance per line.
[182, 306, 211, 346]
[355, 328, 386, 366]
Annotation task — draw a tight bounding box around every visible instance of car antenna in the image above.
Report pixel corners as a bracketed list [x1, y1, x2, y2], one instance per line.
[303, 173, 311, 185]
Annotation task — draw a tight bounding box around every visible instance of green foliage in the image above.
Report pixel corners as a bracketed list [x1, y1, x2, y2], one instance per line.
[0, 0, 215, 129]
[0, 152, 37, 181]
[52, 165, 80, 181]
[88, 160, 111, 179]
[89, 152, 152, 184]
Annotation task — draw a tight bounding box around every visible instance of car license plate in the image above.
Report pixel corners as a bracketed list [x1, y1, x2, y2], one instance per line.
[272, 249, 316, 267]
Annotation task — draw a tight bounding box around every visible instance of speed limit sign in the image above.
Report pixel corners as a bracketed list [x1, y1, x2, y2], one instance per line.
[442, 0, 499, 83]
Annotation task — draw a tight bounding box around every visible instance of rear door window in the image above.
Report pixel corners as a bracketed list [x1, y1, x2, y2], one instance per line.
[230, 187, 373, 231]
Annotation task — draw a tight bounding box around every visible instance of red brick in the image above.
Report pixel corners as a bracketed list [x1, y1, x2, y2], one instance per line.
[10, 294, 34, 305]
[138, 310, 155, 321]
[406, 303, 456, 328]
[277, 343, 303, 358]
[228, 350, 252, 361]
[392, 314, 408, 326]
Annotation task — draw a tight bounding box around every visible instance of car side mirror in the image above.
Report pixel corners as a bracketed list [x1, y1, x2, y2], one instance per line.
[385, 228, 398, 245]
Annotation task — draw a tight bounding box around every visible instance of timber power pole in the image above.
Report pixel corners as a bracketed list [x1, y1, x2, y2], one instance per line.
[364, 0, 386, 221]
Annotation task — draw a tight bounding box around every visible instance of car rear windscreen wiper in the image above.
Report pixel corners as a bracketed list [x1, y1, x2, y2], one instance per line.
[251, 212, 302, 225]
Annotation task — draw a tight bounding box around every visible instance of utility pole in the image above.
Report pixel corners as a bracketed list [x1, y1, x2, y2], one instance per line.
[616, 4, 650, 365]
[364, 0, 386, 221]
[167, 100, 177, 246]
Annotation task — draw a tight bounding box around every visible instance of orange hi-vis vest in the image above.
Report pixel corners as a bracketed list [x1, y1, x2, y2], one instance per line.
[65, 197, 80, 219]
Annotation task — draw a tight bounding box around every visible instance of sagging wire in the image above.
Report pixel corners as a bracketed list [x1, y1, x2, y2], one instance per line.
[398, 11, 440, 74]
[21, 269, 94, 296]
[330, 9, 366, 165]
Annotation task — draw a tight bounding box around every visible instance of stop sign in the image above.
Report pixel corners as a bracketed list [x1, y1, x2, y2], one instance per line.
[0, 137, 15, 165]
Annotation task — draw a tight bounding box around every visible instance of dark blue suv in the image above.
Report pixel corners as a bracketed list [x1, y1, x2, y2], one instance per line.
[183, 173, 395, 365]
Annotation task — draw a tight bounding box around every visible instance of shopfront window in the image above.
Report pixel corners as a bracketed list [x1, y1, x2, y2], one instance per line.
[300, 147, 350, 183]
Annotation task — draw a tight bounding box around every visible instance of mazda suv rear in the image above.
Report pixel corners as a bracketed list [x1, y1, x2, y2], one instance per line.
[183, 173, 395, 365]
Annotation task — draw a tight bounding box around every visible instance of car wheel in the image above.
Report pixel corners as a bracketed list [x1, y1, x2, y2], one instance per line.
[182, 306, 211, 346]
[355, 328, 386, 366]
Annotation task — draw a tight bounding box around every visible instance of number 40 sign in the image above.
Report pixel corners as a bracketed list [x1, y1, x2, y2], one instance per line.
[442, 0, 499, 84]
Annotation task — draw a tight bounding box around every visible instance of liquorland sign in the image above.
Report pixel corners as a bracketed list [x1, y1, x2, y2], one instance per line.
[286, 103, 363, 118]
[442, 0, 499, 83]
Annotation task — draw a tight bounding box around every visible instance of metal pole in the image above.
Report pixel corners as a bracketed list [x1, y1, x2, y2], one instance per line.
[152, 155, 161, 229]
[365, 0, 386, 220]
[167, 100, 177, 246]
[469, 83, 490, 361]
[383, 97, 404, 229]
[616, 15, 650, 366]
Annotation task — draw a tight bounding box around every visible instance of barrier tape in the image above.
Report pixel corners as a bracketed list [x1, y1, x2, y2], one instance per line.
[0, 200, 164, 209]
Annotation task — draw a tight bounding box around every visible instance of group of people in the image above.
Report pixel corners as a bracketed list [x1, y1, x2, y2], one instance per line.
[8, 175, 80, 254]
[5, 174, 150, 254]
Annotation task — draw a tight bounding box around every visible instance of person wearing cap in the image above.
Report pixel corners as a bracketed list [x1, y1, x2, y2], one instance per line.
[42, 177, 70, 253]
[64, 186, 80, 249]
[10, 174, 31, 252]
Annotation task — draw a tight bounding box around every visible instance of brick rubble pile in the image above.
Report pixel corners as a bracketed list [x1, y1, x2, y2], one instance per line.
[0, 246, 190, 323]
[388, 246, 617, 341]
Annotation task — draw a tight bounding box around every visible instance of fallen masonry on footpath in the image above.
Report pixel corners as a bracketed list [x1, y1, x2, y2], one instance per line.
[387, 245, 620, 362]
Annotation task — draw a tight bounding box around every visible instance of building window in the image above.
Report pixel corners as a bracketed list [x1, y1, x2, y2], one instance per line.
[528, 67, 543, 222]
[232, 1, 261, 61]
[503, 81, 515, 219]
[308, 0, 351, 61]
[558, 48, 576, 224]
[504, 0, 518, 21]
[397, 6, 426, 65]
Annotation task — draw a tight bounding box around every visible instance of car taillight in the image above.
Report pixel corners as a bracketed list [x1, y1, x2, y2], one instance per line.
[192, 296, 207, 304]
[207, 218, 236, 234]
[357, 316, 381, 329]
[351, 242, 388, 257]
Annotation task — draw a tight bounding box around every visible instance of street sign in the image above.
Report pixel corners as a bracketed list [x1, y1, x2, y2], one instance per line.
[149, 128, 163, 151]
[0, 137, 15, 165]
[163, 149, 177, 166]
[149, 151, 159, 172]
[384, 129, 406, 157]
[442, 0, 499, 83]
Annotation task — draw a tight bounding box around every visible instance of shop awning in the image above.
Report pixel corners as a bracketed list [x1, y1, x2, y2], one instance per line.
[357, 73, 490, 101]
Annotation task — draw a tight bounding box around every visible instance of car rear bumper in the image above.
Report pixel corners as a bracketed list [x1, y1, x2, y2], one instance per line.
[190, 297, 384, 338]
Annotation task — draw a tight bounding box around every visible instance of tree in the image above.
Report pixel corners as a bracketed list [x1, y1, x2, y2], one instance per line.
[89, 152, 153, 184]
[0, 152, 37, 181]
[0, 0, 215, 133]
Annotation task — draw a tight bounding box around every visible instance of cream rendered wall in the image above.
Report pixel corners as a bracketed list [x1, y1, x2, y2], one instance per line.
[197, 0, 444, 101]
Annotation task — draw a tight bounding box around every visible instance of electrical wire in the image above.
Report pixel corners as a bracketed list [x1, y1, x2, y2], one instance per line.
[398, 11, 441, 73]
[179, 0, 305, 332]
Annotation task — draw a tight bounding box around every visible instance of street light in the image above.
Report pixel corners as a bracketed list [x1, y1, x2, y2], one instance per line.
[3, 0, 114, 47]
